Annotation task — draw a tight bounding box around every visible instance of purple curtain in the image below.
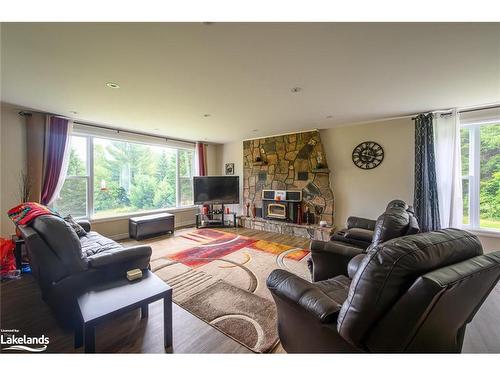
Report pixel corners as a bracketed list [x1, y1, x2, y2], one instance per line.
[196, 142, 207, 176]
[41, 116, 72, 205]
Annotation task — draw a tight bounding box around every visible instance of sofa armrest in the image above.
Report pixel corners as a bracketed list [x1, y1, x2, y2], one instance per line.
[347, 253, 366, 279]
[346, 216, 376, 231]
[309, 240, 365, 281]
[88, 245, 152, 269]
[344, 228, 373, 243]
[266, 269, 342, 323]
[76, 220, 91, 233]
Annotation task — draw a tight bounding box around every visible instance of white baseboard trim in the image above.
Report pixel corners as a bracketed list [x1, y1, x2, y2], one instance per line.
[176, 219, 196, 228]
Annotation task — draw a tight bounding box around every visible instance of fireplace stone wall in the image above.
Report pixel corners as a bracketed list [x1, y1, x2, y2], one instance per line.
[243, 130, 334, 225]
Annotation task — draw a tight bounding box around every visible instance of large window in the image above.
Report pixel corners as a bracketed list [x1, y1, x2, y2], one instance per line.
[461, 120, 500, 231]
[53, 136, 89, 218]
[54, 132, 195, 219]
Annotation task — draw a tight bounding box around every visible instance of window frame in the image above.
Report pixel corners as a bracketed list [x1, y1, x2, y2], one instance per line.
[461, 120, 500, 233]
[59, 131, 196, 220]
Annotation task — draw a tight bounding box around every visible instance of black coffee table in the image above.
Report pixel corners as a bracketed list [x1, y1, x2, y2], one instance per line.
[75, 270, 172, 353]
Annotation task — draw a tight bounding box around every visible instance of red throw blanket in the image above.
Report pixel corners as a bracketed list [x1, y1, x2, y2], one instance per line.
[0, 238, 16, 275]
[7, 202, 59, 226]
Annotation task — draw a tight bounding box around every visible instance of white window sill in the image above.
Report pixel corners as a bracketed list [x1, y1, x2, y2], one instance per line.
[467, 229, 500, 239]
[88, 206, 199, 224]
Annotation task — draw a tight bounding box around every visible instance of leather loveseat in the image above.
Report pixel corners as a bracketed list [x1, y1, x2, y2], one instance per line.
[267, 228, 500, 353]
[19, 215, 152, 328]
[308, 200, 419, 282]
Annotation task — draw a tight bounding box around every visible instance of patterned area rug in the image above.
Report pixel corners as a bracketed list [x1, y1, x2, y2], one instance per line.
[148, 229, 310, 352]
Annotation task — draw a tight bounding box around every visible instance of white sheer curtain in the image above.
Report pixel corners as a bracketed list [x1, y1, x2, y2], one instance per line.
[433, 109, 463, 228]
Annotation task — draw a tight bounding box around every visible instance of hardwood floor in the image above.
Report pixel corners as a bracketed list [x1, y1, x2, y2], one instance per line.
[1, 226, 499, 353]
[0, 274, 251, 353]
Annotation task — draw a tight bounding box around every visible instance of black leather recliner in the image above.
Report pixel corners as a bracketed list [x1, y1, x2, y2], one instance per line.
[267, 228, 500, 353]
[308, 200, 419, 282]
[19, 215, 152, 328]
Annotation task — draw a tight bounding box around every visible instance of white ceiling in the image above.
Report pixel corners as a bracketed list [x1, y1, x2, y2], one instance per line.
[1, 23, 499, 143]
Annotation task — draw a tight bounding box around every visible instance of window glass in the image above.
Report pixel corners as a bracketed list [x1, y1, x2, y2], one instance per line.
[460, 128, 469, 176]
[53, 134, 195, 219]
[462, 178, 469, 225]
[479, 123, 500, 230]
[53, 136, 88, 217]
[93, 138, 179, 218]
[178, 149, 194, 207]
[53, 179, 88, 217]
[67, 136, 87, 176]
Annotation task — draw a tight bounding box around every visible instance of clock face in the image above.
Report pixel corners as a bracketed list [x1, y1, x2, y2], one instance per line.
[352, 141, 384, 170]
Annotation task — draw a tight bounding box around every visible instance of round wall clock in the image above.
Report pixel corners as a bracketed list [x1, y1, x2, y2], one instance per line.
[352, 141, 384, 170]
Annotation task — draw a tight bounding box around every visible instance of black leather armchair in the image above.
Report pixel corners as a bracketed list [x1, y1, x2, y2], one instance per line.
[19, 215, 152, 328]
[308, 200, 419, 281]
[330, 216, 377, 249]
[268, 228, 500, 353]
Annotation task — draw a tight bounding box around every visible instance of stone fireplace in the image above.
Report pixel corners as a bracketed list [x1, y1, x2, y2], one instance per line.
[243, 130, 334, 226]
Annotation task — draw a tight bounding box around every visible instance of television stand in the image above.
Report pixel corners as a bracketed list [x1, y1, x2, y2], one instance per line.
[195, 204, 237, 229]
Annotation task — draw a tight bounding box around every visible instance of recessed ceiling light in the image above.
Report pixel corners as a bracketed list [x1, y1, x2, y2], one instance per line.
[291, 87, 302, 93]
[203, 114, 211, 117]
[106, 82, 120, 89]
[326, 115, 334, 119]
[252, 129, 259, 132]
[69, 111, 78, 115]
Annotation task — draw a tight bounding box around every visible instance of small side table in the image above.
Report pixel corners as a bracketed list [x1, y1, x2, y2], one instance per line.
[75, 270, 173, 353]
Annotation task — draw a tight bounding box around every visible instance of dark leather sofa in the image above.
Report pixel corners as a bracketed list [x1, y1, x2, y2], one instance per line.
[267, 228, 500, 353]
[19, 215, 152, 328]
[308, 200, 419, 282]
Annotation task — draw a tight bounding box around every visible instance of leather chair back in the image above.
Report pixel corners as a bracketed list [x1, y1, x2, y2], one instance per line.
[21, 216, 88, 293]
[368, 201, 420, 251]
[337, 228, 483, 348]
[366, 250, 500, 352]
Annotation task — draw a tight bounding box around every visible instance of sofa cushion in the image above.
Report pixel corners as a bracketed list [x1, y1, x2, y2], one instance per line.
[345, 228, 373, 243]
[64, 215, 87, 237]
[315, 275, 351, 305]
[80, 231, 124, 257]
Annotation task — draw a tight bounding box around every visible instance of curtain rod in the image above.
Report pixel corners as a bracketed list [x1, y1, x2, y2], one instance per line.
[411, 104, 500, 121]
[18, 110, 197, 145]
[73, 121, 197, 145]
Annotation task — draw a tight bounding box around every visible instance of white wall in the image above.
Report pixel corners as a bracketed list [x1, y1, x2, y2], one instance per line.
[219, 140, 244, 215]
[0, 103, 27, 237]
[206, 143, 222, 176]
[321, 118, 415, 227]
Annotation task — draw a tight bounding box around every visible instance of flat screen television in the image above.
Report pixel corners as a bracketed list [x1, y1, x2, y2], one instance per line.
[193, 176, 240, 205]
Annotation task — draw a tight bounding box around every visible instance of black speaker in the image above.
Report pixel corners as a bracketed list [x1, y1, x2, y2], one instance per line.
[286, 191, 302, 202]
[256, 207, 263, 218]
[288, 202, 299, 223]
[262, 190, 275, 200]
